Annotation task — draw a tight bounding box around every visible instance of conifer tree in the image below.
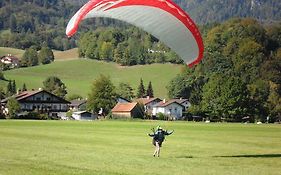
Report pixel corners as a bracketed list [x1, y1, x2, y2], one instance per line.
[137, 78, 145, 98]
[12, 80, 16, 94]
[22, 83, 27, 91]
[146, 81, 154, 98]
[6, 81, 13, 97]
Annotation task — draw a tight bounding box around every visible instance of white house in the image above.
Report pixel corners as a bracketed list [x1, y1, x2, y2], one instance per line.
[174, 98, 191, 111]
[136, 97, 161, 115]
[72, 111, 97, 121]
[152, 99, 184, 120]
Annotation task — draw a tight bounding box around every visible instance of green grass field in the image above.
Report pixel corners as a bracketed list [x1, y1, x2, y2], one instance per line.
[53, 48, 79, 61]
[0, 120, 280, 175]
[0, 47, 24, 58]
[3, 59, 182, 98]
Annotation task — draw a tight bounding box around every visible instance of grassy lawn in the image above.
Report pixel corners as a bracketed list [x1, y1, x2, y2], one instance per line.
[0, 120, 280, 175]
[3, 59, 182, 98]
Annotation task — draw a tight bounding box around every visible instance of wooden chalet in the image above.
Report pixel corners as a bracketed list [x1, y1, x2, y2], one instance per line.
[1, 89, 70, 117]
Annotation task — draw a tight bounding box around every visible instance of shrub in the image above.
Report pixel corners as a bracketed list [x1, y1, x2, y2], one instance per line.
[156, 112, 169, 120]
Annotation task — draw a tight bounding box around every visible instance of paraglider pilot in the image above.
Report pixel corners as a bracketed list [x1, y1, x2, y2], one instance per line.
[148, 126, 174, 157]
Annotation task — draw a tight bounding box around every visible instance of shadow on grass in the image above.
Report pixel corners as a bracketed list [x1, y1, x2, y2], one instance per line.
[215, 154, 281, 158]
[175, 155, 194, 159]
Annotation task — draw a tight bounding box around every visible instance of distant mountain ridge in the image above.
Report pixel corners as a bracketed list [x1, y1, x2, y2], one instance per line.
[66, 0, 281, 24]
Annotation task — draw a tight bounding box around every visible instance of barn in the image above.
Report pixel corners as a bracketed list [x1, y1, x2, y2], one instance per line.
[111, 102, 143, 118]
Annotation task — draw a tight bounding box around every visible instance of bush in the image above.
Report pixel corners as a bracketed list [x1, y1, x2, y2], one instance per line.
[17, 111, 49, 120]
[0, 113, 6, 119]
[156, 112, 169, 120]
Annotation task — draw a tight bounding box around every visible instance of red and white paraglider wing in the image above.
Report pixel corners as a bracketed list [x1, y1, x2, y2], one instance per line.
[66, 0, 204, 66]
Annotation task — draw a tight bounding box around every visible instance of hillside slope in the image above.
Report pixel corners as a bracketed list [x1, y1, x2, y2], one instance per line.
[3, 59, 182, 98]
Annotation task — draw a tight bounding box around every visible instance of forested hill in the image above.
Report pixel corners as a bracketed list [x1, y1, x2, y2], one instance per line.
[0, 0, 78, 50]
[173, 0, 281, 24]
[0, 0, 280, 52]
[66, 0, 281, 24]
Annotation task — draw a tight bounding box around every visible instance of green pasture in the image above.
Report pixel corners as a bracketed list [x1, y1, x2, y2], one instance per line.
[3, 59, 182, 98]
[0, 47, 24, 58]
[0, 120, 280, 175]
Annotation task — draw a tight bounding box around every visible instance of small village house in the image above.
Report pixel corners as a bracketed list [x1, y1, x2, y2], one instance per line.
[136, 97, 161, 115]
[174, 98, 191, 111]
[1, 89, 70, 117]
[0, 54, 19, 69]
[152, 99, 184, 120]
[69, 99, 87, 111]
[111, 102, 144, 118]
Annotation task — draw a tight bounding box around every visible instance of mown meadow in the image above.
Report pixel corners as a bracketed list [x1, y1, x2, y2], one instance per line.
[1, 54, 182, 98]
[0, 120, 280, 175]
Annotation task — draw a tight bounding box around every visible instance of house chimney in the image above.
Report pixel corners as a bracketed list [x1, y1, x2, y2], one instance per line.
[38, 88, 42, 91]
[180, 97, 182, 100]
[146, 96, 150, 99]
[163, 99, 166, 103]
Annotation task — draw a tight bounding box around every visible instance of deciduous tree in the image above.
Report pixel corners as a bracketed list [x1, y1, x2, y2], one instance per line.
[116, 82, 134, 100]
[87, 74, 116, 115]
[43, 76, 67, 98]
[7, 97, 20, 119]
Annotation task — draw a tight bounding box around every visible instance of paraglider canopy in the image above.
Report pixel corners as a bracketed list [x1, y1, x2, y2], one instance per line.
[66, 0, 204, 66]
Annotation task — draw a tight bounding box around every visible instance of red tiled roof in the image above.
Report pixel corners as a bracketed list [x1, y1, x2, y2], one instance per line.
[1, 89, 70, 104]
[1, 90, 42, 103]
[112, 102, 138, 112]
[154, 100, 184, 107]
[16, 90, 42, 101]
[136, 97, 161, 105]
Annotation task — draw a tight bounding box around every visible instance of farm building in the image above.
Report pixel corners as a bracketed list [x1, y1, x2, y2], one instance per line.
[72, 111, 97, 120]
[152, 99, 184, 120]
[1, 89, 70, 117]
[111, 102, 144, 118]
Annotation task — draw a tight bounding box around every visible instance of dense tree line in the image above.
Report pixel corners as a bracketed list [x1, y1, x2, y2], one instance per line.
[20, 45, 54, 67]
[167, 18, 281, 122]
[87, 75, 154, 115]
[78, 27, 183, 65]
[0, 0, 77, 50]
[0, 0, 280, 51]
